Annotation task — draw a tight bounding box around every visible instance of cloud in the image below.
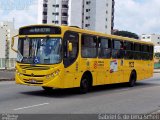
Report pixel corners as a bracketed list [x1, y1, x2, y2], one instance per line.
[115, 0, 160, 35]
[0, 0, 38, 29]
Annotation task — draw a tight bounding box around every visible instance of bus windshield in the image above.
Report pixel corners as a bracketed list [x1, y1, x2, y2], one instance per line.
[18, 37, 62, 64]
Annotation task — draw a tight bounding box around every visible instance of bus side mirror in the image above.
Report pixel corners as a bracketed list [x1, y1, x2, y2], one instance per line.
[68, 42, 73, 52]
[11, 35, 18, 53]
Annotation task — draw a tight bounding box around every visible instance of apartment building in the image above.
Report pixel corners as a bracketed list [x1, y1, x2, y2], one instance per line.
[141, 34, 160, 53]
[0, 21, 18, 69]
[38, 0, 115, 34]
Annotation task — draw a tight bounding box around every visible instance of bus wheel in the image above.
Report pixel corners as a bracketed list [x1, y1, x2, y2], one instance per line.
[80, 76, 90, 94]
[128, 71, 136, 87]
[42, 87, 53, 92]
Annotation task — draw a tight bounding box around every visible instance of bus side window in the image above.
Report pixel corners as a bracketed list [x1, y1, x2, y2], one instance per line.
[124, 42, 134, 59]
[112, 40, 124, 59]
[134, 43, 141, 60]
[63, 31, 79, 68]
[81, 35, 97, 58]
[141, 45, 149, 60]
[98, 37, 111, 58]
[149, 46, 154, 60]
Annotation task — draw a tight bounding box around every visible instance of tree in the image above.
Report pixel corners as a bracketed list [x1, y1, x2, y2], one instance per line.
[155, 53, 160, 58]
[113, 30, 139, 39]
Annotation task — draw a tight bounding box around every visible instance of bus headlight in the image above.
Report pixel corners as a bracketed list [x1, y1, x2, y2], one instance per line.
[54, 70, 60, 75]
[46, 70, 60, 79]
[17, 71, 22, 77]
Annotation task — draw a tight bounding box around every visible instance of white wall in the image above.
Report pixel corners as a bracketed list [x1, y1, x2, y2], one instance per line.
[141, 34, 160, 46]
[38, 0, 43, 24]
[68, 0, 83, 28]
[0, 21, 18, 69]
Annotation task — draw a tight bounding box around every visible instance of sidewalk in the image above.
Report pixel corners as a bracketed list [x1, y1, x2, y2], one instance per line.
[154, 69, 160, 73]
[0, 70, 15, 81]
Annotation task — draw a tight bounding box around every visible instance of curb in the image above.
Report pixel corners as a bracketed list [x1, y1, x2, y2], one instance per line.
[0, 79, 15, 82]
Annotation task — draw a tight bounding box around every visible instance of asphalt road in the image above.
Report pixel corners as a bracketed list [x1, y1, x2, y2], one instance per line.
[0, 73, 160, 114]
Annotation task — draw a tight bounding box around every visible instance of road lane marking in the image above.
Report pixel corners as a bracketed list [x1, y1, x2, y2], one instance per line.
[13, 103, 49, 111]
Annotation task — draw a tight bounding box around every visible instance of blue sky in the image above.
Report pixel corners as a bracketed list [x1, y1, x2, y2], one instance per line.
[0, 0, 159, 35]
[0, 0, 38, 28]
[115, 0, 160, 34]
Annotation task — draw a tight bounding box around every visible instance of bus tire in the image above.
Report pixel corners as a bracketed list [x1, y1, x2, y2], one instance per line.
[42, 87, 53, 92]
[128, 71, 137, 87]
[80, 75, 91, 94]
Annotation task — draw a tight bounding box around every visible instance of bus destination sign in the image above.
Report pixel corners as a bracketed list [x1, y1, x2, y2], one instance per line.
[19, 26, 61, 35]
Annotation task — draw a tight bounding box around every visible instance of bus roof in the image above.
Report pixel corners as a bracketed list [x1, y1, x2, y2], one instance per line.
[19, 24, 154, 46]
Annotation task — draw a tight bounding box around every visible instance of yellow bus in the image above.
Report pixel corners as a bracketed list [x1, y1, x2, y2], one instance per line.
[11, 25, 154, 93]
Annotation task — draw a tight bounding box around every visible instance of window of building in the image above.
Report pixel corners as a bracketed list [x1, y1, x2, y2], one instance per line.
[43, 4, 48, 7]
[43, 11, 47, 15]
[55, 12, 59, 16]
[63, 31, 79, 68]
[62, 12, 68, 16]
[142, 37, 145, 39]
[43, 20, 47, 24]
[86, 16, 90, 20]
[55, 21, 59, 24]
[86, 1, 91, 5]
[86, 9, 90, 12]
[81, 35, 97, 58]
[62, 21, 68, 24]
[62, 5, 68, 8]
[56, 4, 59, 7]
[98, 37, 111, 58]
[147, 36, 150, 39]
[85, 24, 90, 27]
[112, 40, 124, 59]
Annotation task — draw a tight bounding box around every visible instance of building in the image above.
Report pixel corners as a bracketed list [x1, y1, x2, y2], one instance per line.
[0, 21, 18, 69]
[141, 34, 160, 53]
[141, 34, 160, 45]
[38, 0, 115, 34]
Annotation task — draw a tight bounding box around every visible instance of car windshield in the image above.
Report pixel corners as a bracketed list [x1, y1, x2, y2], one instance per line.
[17, 37, 62, 64]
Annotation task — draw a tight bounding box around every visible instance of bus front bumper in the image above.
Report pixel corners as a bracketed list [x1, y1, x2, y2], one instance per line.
[15, 73, 64, 89]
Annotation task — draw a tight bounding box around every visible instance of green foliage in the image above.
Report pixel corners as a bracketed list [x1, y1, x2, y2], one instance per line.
[155, 53, 160, 58]
[113, 30, 139, 39]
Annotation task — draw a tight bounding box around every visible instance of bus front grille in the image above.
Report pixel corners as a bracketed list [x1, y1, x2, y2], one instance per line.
[19, 65, 50, 70]
[23, 74, 45, 77]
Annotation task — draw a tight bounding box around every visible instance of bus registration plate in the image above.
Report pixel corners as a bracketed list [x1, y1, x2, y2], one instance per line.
[29, 80, 37, 84]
